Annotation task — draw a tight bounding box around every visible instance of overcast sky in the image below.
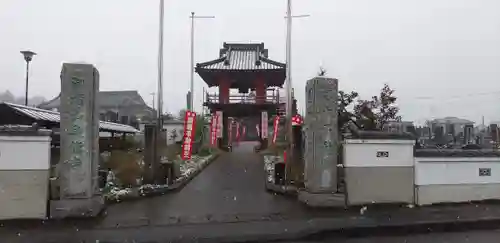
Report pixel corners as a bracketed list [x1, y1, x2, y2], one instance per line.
[1, 0, 500, 124]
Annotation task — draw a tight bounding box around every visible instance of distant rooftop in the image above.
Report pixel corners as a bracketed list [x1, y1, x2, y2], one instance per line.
[431, 117, 474, 124]
[38, 90, 149, 110]
[0, 102, 139, 133]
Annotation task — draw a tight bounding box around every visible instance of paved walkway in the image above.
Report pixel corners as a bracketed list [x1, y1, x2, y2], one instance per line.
[98, 141, 306, 227]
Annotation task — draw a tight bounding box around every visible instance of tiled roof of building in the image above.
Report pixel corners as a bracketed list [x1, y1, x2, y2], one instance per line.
[38, 90, 148, 110]
[0, 102, 138, 133]
[196, 43, 286, 71]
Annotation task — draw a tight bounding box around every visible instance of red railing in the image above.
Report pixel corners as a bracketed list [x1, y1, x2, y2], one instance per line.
[205, 93, 281, 104]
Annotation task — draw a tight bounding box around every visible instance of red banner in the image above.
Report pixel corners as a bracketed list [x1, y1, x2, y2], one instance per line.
[181, 110, 197, 160]
[209, 114, 219, 147]
[215, 111, 223, 138]
[291, 114, 303, 126]
[235, 122, 240, 142]
[228, 120, 233, 146]
[272, 116, 280, 144]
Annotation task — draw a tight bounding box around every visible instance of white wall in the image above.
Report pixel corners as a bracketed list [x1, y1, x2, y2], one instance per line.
[343, 139, 415, 167]
[415, 156, 500, 205]
[138, 123, 184, 145]
[164, 123, 184, 145]
[0, 136, 51, 170]
[0, 135, 51, 219]
[343, 139, 416, 205]
[415, 157, 500, 185]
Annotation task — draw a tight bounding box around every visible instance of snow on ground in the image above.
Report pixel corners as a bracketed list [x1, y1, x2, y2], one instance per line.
[104, 154, 215, 201]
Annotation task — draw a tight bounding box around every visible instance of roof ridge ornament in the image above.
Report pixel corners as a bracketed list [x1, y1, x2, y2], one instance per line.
[255, 45, 261, 66]
[224, 46, 232, 66]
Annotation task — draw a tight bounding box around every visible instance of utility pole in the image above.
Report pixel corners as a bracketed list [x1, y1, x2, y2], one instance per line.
[157, 0, 165, 126]
[151, 0, 165, 184]
[189, 12, 215, 111]
[284, 0, 309, 183]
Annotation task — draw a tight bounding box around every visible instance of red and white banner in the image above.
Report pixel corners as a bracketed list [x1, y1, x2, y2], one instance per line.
[272, 116, 280, 144]
[291, 114, 303, 126]
[181, 110, 197, 160]
[261, 111, 268, 139]
[235, 122, 240, 142]
[209, 114, 219, 147]
[215, 111, 223, 138]
[228, 120, 233, 146]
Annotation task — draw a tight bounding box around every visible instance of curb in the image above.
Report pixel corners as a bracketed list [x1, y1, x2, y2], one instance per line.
[4, 214, 500, 243]
[295, 217, 500, 241]
[105, 153, 220, 204]
[187, 217, 500, 243]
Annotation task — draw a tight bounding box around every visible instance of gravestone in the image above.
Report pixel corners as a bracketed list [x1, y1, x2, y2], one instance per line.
[298, 77, 344, 207]
[50, 63, 104, 218]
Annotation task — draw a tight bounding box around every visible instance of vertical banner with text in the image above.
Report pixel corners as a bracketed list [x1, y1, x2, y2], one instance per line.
[235, 122, 240, 142]
[181, 110, 197, 160]
[216, 111, 223, 138]
[272, 116, 280, 144]
[210, 114, 219, 147]
[228, 120, 233, 146]
[261, 111, 268, 139]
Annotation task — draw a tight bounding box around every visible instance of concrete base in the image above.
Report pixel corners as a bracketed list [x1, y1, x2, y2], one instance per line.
[416, 183, 500, 206]
[49, 196, 105, 219]
[265, 183, 298, 196]
[298, 190, 346, 208]
[345, 167, 414, 206]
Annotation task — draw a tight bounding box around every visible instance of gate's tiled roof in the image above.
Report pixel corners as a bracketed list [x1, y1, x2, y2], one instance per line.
[196, 43, 286, 71]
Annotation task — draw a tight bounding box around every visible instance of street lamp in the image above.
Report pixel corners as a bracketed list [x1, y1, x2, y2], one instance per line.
[20, 50, 36, 106]
[189, 12, 215, 111]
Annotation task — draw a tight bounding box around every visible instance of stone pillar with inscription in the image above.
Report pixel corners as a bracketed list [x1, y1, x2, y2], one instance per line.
[298, 76, 345, 207]
[50, 63, 104, 218]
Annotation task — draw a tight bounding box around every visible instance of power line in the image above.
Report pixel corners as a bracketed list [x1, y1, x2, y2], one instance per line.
[412, 90, 500, 101]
